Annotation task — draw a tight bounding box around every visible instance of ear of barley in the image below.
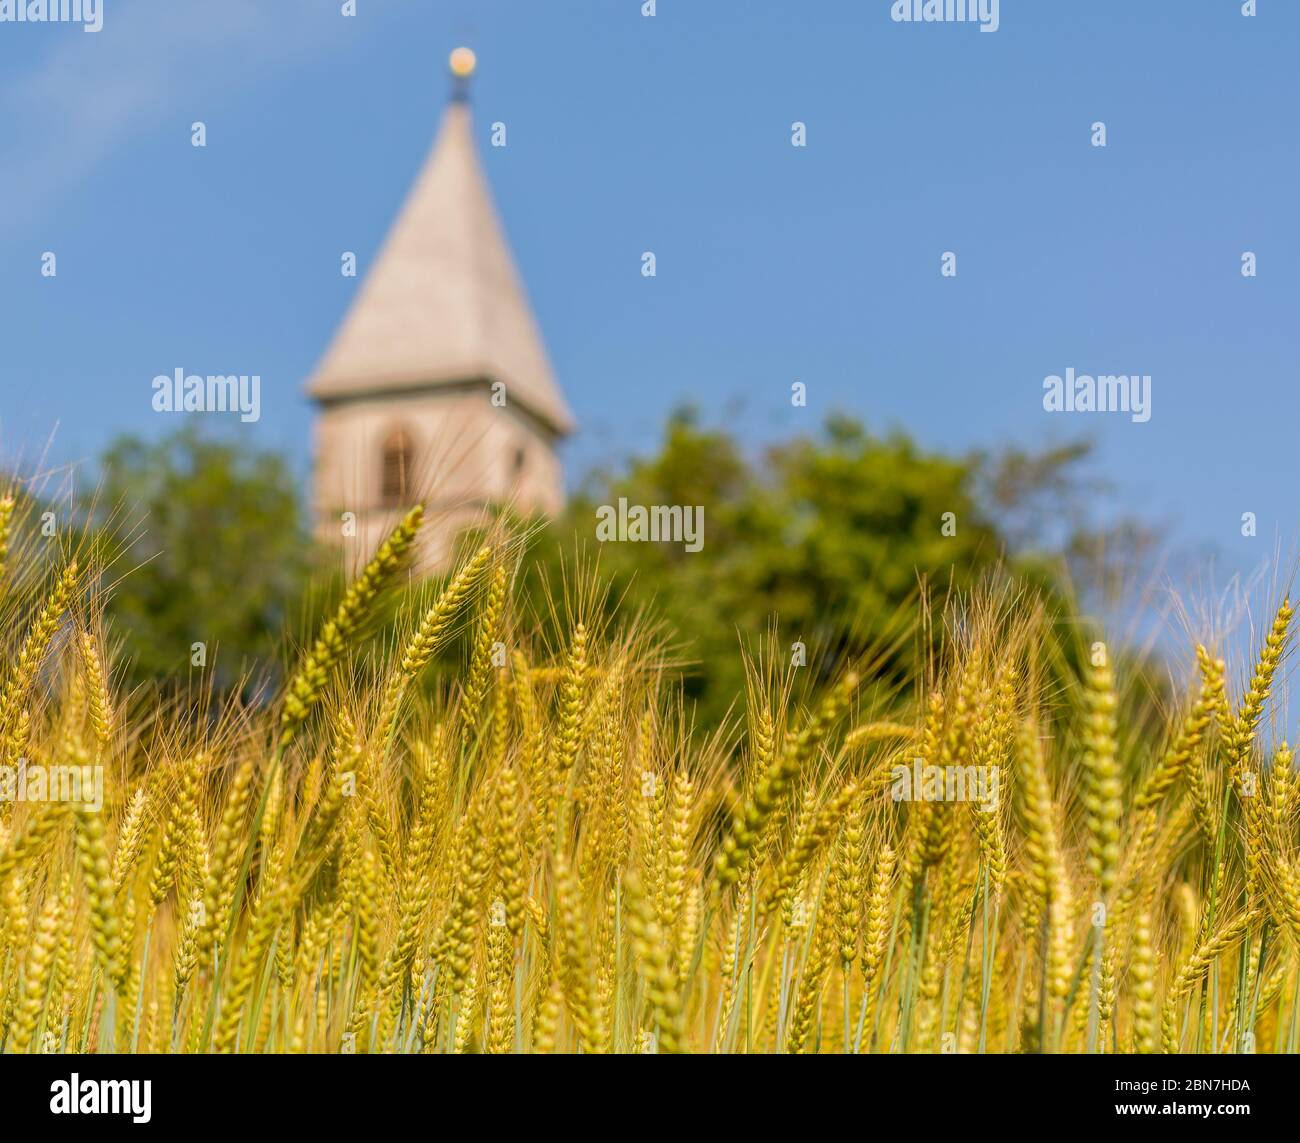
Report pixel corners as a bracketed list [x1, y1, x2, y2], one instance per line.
[148, 756, 202, 908]
[833, 793, 867, 966]
[337, 708, 398, 885]
[1270, 742, 1293, 839]
[1265, 850, 1300, 943]
[713, 672, 859, 892]
[552, 851, 607, 1052]
[10, 887, 62, 1054]
[0, 493, 15, 589]
[259, 764, 284, 861]
[927, 669, 984, 868]
[495, 763, 526, 938]
[0, 800, 70, 881]
[213, 882, 288, 1053]
[1081, 650, 1121, 896]
[1129, 908, 1158, 1052]
[1094, 932, 1118, 1048]
[77, 631, 114, 750]
[486, 921, 515, 1053]
[353, 848, 382, 990]
[399, 728, 448, 908]
[550, 623, 590, 789]
[971, 676, 1014, 896]
[744, 699, 776, 798]
[462, 561, 508, 720]
[844, 721, 917, 750]
[787, 890, 835, 1053]
[760, 780, 859, 919]
[1136, 646, 1222, 811]
[623, 870, 685, 1053]
[660, 768, 693, 929]
[45, 875, 75, 1029]
[2, 707, 30, 772]
[431, 786, 494, 995]
[861, 843, 895, 1006]
[1, 866, 31, 950]
[111, 786, 151, 894]
[11, 894, 62, 1055]
[511, 649, 544, 787]
[173, 889, 204, 998]
[0, 561, 78, 737]
[1230, 599, 1293, 755]
[375, 543, 493, 754]
[900, 690, 946, 880]
[1224, 601, 1292, 891]
[1016, 718, 1074, 1002]
[1161, 907, 1259, 1052]
[451, 968, 479, 1052]
[532, 976, 564, 1053]
[74, 802, 124, 988]
[279, 505, 423, 746]
[199, 756, 257, 959]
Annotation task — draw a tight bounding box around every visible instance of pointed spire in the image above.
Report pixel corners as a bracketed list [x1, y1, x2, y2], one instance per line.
[306, 50, 576, 438]
[448, 45, 476, 102]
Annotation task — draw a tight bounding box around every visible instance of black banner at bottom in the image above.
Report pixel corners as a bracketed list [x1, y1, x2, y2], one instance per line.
[1, 1050, 1292, 1130]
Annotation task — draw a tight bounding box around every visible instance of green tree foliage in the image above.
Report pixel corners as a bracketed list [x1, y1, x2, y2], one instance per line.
[90, 428, 314, 694]
[522, 410, 1167, 733]
[526, 410, 1041, 729]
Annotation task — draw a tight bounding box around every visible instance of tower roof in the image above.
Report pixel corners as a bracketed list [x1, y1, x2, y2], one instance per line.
[306, 69, 575, 437]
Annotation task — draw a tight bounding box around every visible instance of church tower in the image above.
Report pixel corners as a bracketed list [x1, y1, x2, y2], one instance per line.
[307, 48, 575, 567]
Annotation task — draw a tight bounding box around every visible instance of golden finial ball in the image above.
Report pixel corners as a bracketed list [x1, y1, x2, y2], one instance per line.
[449, 47, 477, 79]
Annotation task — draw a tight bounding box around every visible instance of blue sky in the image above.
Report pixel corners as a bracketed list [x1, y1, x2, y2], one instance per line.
[1, 0, 1298, 595]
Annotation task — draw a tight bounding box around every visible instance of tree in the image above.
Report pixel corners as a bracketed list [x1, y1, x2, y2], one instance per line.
[524, 411, 1018, 728]
[89, 428, 314, 695]
[520, 409, 1169, 733]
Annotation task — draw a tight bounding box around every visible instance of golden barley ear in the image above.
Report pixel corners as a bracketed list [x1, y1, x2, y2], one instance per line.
[0, 493, 15, 590]
[0, 560, 79, 739]
[77, 631, 115, 751]
[1081, 650, 1121, 896]
[712, 671, 859, 894]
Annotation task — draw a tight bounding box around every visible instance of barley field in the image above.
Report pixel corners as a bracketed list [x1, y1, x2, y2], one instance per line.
[0, 498, 1297, 1055]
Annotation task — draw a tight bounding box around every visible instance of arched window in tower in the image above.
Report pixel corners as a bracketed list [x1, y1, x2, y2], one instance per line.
[380, 428, 414, 505]
[512, 443, 528, 479]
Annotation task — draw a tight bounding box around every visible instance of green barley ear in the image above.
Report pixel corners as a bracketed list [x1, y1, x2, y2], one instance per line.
[374, 542, 493, 756]
[279, 505, 424, 747]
